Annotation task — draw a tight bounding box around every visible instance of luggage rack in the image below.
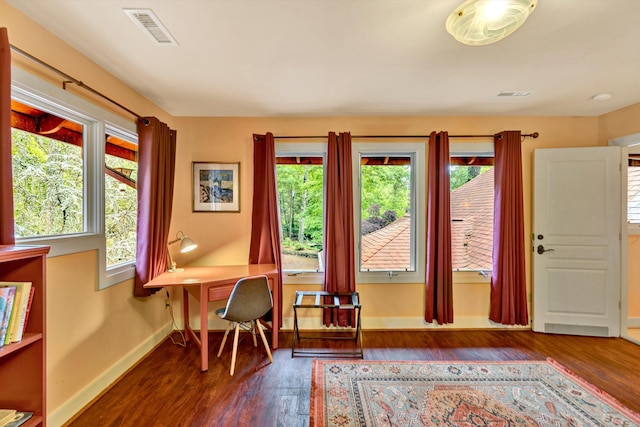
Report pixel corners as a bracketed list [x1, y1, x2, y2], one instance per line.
[291, 291, 363, 358]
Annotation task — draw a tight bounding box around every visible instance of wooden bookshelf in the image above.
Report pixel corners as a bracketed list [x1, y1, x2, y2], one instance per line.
[0, 245, 49, 427]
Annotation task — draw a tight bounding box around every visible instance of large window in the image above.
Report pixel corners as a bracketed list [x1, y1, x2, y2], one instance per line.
[353, 143, 425, 283]
[11, 66, 137, 289]
[12, 113, 85, 237]
[450, 143, 494, 275]
[275, 143, 326, 281]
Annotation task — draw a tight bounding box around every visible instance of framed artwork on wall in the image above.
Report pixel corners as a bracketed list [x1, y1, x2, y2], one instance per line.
[193, 162, 240, 212]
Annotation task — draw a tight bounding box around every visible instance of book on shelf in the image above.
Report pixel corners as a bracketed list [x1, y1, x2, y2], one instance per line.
[0, 410, 16, 427]
[3, 411, 33, 427]
[21, 287, 35, 336]
[0, 283, 31, 345]
[0, 286, 16, 347]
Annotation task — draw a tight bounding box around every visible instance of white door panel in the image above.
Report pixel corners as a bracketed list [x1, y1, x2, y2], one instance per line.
[533, 147, 621, 337]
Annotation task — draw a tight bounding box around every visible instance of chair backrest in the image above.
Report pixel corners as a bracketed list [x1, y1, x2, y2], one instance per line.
[219, 275, 273, 322]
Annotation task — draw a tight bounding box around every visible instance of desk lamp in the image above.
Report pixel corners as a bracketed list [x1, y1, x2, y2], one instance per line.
[167, 231, 198, 272]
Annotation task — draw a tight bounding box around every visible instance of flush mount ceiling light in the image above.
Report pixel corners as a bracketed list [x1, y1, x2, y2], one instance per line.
[592, 92, 613, 101]
[446, 0, 538, 46]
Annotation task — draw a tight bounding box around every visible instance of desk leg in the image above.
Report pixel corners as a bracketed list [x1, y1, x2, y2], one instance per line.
[200, 286, 209, 372]
[272, 279, 280, 350]
[182, 287, 190, 343]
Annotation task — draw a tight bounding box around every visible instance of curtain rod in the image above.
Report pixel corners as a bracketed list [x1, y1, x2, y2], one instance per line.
[274, 132, 539, 140]
[10, 44, 147, 123]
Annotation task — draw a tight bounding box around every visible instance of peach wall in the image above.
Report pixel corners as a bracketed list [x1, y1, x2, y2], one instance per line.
[1, 2, 174, 424]
[629, 236, 640, 318]
[172, 115, 602, 330]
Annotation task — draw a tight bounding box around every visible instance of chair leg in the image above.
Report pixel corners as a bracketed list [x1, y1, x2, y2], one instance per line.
[256, 321, 273, 363]
[251, 321, 258, 347]
[230, 323, 241, 376]
[217, 322, 233, 358]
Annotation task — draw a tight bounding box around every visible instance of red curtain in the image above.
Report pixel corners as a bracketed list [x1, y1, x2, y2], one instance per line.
[0, 28, 15, 245]
[425, 131, 454, 324]
[134, 117, 177, 297]
[490, 130, 529, 325]
[249, 133, 283, 327]
[323, 132, 356, 327]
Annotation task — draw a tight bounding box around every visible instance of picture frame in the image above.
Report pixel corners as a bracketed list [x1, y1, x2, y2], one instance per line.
[192, 162, 240, 212]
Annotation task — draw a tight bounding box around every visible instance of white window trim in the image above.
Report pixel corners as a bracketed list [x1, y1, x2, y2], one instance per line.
[352, 142, 426, 284]
[275, 142, 327, 285]
[11, 66, 137, 289]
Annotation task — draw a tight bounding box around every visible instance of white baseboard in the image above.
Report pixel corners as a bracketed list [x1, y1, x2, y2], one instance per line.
[48, 322, 172, 427]
[281, 316, 530, 331]
[627, 317, 640, 328]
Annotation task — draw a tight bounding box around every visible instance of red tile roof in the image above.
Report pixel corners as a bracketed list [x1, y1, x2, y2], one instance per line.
[451, 168, 494, 271]
[360, 168, 494, 271]
[361, 214, 411, 271]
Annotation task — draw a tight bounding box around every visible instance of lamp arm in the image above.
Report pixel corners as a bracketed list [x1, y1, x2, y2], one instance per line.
[167, 247, 177, 272]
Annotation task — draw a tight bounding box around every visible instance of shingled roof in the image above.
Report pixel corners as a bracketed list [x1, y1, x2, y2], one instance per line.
[360, 168, 494, 271]
[450, 168, 494, 271]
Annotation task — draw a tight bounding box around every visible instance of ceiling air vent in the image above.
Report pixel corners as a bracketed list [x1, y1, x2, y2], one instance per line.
[124, 8, 179, 46]
[496, 91, 534, 97]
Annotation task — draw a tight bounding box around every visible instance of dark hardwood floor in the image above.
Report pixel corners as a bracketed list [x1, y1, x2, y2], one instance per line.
[66, 330, 640, 427]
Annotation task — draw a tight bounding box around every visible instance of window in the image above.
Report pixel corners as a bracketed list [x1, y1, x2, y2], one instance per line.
[11, 66, 137, 289]
[104, 132, 138, 268]
[449, 142, 494, 276]
[353, 143, 425, 283]
[628, 147, 640, 234]
[275, 143, 326, 283]
[11, 106, 85, 237]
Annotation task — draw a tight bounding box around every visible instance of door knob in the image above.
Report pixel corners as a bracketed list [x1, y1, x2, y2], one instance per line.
[537, 245, 555, 255]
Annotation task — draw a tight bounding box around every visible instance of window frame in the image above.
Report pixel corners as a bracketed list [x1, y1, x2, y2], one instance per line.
[275, 142, 327, 285]
[627, 144, 640, 235]
[352, 142, 426, 284]
[11, 66, 137, 289]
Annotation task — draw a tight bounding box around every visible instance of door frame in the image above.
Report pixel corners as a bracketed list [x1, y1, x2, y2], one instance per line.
[609, 131, 640, 344]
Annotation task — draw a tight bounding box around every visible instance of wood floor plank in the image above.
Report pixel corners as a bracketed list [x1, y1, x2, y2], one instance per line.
[65, 330, 640, 426]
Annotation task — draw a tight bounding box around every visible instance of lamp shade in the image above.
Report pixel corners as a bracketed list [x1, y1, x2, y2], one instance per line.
[446, 0, 537, 46]
[180, 235, 197, 253]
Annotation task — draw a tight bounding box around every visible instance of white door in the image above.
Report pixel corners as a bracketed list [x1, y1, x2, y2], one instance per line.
[533, 147, 621, 337]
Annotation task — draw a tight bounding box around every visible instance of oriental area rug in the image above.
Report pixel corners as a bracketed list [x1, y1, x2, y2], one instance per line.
[310, 358, 640, 426]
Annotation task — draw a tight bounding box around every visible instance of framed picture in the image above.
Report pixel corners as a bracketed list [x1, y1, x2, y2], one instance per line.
[193, 162, 240, 212]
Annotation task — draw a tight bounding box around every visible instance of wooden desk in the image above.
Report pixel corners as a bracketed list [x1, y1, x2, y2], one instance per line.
[144, 264, 279, 371]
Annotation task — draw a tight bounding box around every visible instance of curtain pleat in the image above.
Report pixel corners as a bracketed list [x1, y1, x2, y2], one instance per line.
[134, 117, 177, 297]
[249, 132, 283, 327]
[323, 132, 356, 327]
[425, 131, 454, 324]
[0, 28, 15, 245]
[490, 130, 529, 325]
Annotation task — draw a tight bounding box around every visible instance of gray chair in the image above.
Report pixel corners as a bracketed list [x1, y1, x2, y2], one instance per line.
[215, 275, 274, 375]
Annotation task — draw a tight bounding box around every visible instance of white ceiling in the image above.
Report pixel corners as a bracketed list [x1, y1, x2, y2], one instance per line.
[7, 0, 640, 117]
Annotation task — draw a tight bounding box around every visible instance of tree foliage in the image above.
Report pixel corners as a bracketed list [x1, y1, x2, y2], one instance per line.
[12, 129, 84, 236]
[12, 129, 137, 267]
[276, 162, 412, 249]
[450, 165, 490, 191]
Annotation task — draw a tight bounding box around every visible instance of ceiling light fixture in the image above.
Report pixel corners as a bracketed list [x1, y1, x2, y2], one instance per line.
[446, 0, 538, 46]
[592, 92, 613, 102]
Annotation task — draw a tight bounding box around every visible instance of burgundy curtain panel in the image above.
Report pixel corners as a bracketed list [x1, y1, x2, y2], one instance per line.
[134, 117, 177, 297]
[490, 130, 529, 325]
[249, 133, 283, 327]
[323, 132, 356, 327]
[0, 28, 15, 245]
[425, 131, 454, 324]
